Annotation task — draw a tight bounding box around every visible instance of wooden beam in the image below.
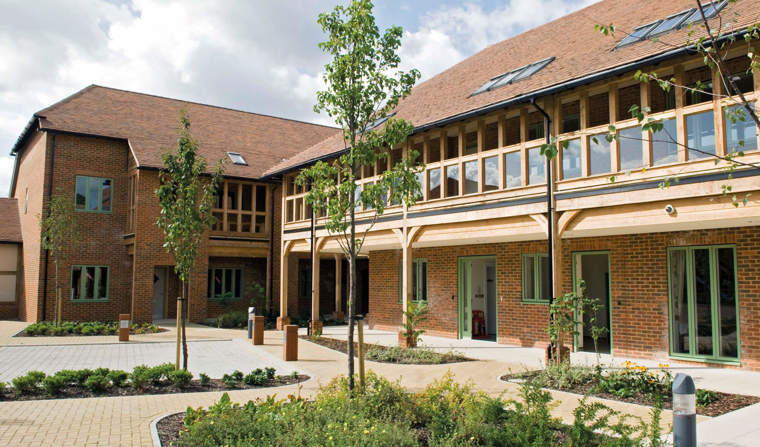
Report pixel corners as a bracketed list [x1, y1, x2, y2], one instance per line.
[557, 209, 582, 236]
[640, 81, 652, 167]
[674, 65, 687, 162]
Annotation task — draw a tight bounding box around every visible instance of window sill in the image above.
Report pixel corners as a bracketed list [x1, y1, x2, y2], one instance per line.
[521, 300, 550, 305]
[70, 299, 109, 303]
[208, 297, 243, 302]
[668, 354, 740, 366]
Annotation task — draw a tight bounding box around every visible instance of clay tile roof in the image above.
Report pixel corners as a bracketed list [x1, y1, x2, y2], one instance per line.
[265, 0, 760, 176]
[0, 199, 21, 243]
[27, 85, 340, 179]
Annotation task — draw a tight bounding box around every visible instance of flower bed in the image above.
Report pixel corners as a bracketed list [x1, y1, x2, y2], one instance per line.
[501, 361, 759, 417]
[158, 372, 666, 447]
[0, 364, 307, 402]
[302, 336, 471, 364]
[18, 321, 165, 337]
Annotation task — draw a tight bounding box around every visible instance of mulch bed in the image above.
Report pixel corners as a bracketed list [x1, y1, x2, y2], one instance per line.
[302, 336, 472, 364]
[157, 412, 186, 447]
[0, 375, 309, 402]
[500, 371, 760, 417]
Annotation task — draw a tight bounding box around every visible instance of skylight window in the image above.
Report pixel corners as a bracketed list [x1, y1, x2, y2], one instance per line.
[470, 57, 555, 97]
[227, 152, 247, 165]
[615, 1, 728, 49]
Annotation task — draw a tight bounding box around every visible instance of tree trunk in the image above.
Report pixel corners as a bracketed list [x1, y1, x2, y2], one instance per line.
[347, 181, 356, 392]
[181, 279, 189, 370]
[54, 258, 59, 325]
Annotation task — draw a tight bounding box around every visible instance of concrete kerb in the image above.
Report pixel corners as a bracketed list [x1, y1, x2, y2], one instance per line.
[150, 411, 182, 447]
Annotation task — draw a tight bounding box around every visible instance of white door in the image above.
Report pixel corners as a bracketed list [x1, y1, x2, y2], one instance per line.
[152, 268, 166, 321]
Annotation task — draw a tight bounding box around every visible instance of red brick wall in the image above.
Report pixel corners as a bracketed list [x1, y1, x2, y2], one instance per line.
[368, 226, 760, 369]
[206, 256, 267, 318]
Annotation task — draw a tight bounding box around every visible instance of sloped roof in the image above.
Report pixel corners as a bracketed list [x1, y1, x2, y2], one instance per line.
[265, 0, 760, 176]
[17, 85, 339, 179]
[0, 199, 22, 243]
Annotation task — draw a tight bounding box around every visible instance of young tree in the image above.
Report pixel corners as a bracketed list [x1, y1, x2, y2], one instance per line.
[156, 112, 223, 370]
[40, 192, 79, 325]
[297, 0, 421, 390]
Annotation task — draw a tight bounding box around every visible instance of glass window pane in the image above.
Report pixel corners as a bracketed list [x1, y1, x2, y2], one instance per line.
[84, 266, 95, 299]
[213, 269, 223, 296]
[241, 214, 252, 232]
[483, 156, 499, 191]
[295, 197, 303, 220]
[686, 110, 716, 159]
[669, 249, 689, 354]
[562, 139, 582, 179]
[587, 92, 609, 127]
[445, 165, 459, 197]
[717, 248, 738, 358]
[464, 131, 478, 155]
[224, 269, 233, 295]
[234, 269, 242, 298]
[589, 134, 611, 175]
[100, 179, 111, 211]
[464, 160, 478, 194]
[71, 266, 82, 300]
[693, 248, 713, 357]
[286, 201, 294, 223]
[427, 138, 441, 163]
[97, 267, 108, 299]
[241, 185, 253, 211]
[725, 103, 758, 153]
[522, 256, 535, 300]
[227, 213, 238, 232]
[428, 168, 441, 199]
[227, 184, 239, 210]
[75, 177, 87, 210]
[528, 148, 545, 184]
[539, 256, 551, 301]
[257, 185, 268, 211]
[619, 127, 643, 171]
[446, 136, 458, 159]
[561, 100, 580, 133]
[255, 215, 266, 233]
[652, 118, 679, 165]
[505, 151, 521, 188]
[527, 112, 544, 141]
[420, 261, 427, 301]
[87, 178, 99, 211]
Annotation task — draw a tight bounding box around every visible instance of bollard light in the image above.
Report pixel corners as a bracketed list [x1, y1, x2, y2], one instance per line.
[118, 313, 130, 342]
[247, 306, 255, 339]
[672, 373, 696, 447]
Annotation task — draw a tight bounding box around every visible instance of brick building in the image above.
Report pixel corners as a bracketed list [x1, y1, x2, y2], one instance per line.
[6, 0, 760, 370]
[8, 85, 338, 324]
[272, 0, 760, 370]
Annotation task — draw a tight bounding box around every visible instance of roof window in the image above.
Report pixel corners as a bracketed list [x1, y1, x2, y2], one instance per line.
[227, 152, 247, 165]
[615, 1, 727, 49]
[470, 57, 555, 97]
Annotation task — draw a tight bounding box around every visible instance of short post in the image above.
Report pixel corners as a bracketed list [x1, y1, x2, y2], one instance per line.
[247, 306, 255, 339]
[356, 314, 365, 387]
[672, 373, 696, 447]
[283, 324, 298, 361]
[252, 315, 265, 345]
[118, 313, 130, 342]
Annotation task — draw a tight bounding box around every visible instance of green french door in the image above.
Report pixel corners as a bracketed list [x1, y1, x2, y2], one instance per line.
[458, 258, 472, 339]
[668, 246, 740, 363]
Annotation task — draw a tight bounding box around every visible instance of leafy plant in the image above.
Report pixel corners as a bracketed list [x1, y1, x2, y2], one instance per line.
[106, 370, 129, 387]
[42, 375, 66, 396]
[216, 311, 248, 328]
[84, 374, 110, 393]
[40, 191, 79, 325]
[130, 365, 152, 390]
[244, 369, 267, 386]
[148, 363, 175, 385]
[401, 301, 429, 348]
[595, 361, 672, 399]
[199, 373, 210, 387]
[231, 370, 244, 382]
[169, 369, 193, 389]
[12, 371, 46, 395]
[697, 389, 719, 407]
[221, 374, 238, 388]
[264, 368, 276, 381]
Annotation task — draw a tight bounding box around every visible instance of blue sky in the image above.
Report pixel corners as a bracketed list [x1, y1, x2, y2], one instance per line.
[0, 0, 597, 196]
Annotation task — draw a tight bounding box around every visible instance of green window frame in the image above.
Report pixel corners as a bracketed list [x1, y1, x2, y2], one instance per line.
[521, 253, 550, 303]
[75, 176, 113, 213]
[207, 268, 243, 301]
[70, 265, 109, 302]
[398, 258, 428, 303]
[667, 245, 740, 364]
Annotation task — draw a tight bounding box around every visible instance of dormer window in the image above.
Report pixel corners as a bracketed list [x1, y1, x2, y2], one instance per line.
[227, 152, 247, 165]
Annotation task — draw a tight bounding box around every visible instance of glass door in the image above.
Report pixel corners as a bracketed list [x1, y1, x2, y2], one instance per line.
[668, 246, 739, 362]
[457, 259, 472, 339]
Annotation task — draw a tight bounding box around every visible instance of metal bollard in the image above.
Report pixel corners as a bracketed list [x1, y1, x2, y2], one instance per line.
[672, 373, 696, 447]
[118, 314, 130, 342]
[247, 307, 255, 339]
[283, 325, 298, 361]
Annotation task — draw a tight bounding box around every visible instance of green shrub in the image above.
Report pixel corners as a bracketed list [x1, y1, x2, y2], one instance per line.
[697, 389, 719, 407]
[595, 361, 672, 399]
[231, 370, 244, 382]
[84, 374, 110, 393]
[61, 322, 76, 333]
[264, 367, 276, 381]
[52, 369, 79, 386]
[106, 370, 129, 387]
[366, 345, 468, 364]
[81, 326, 96, 336]
[221, 374, 238, 388]
[42, 375, 66, 396]
[130, 365, 152, 389]
[169, 369, 193, 389]
[216, 311, 248, 328]
[199, 373, 210, 386]
[244, 369, 267, 386]
[148, 363, 175, 385]
[12, 371, 46, 395]
[73, 369, 95, 385]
